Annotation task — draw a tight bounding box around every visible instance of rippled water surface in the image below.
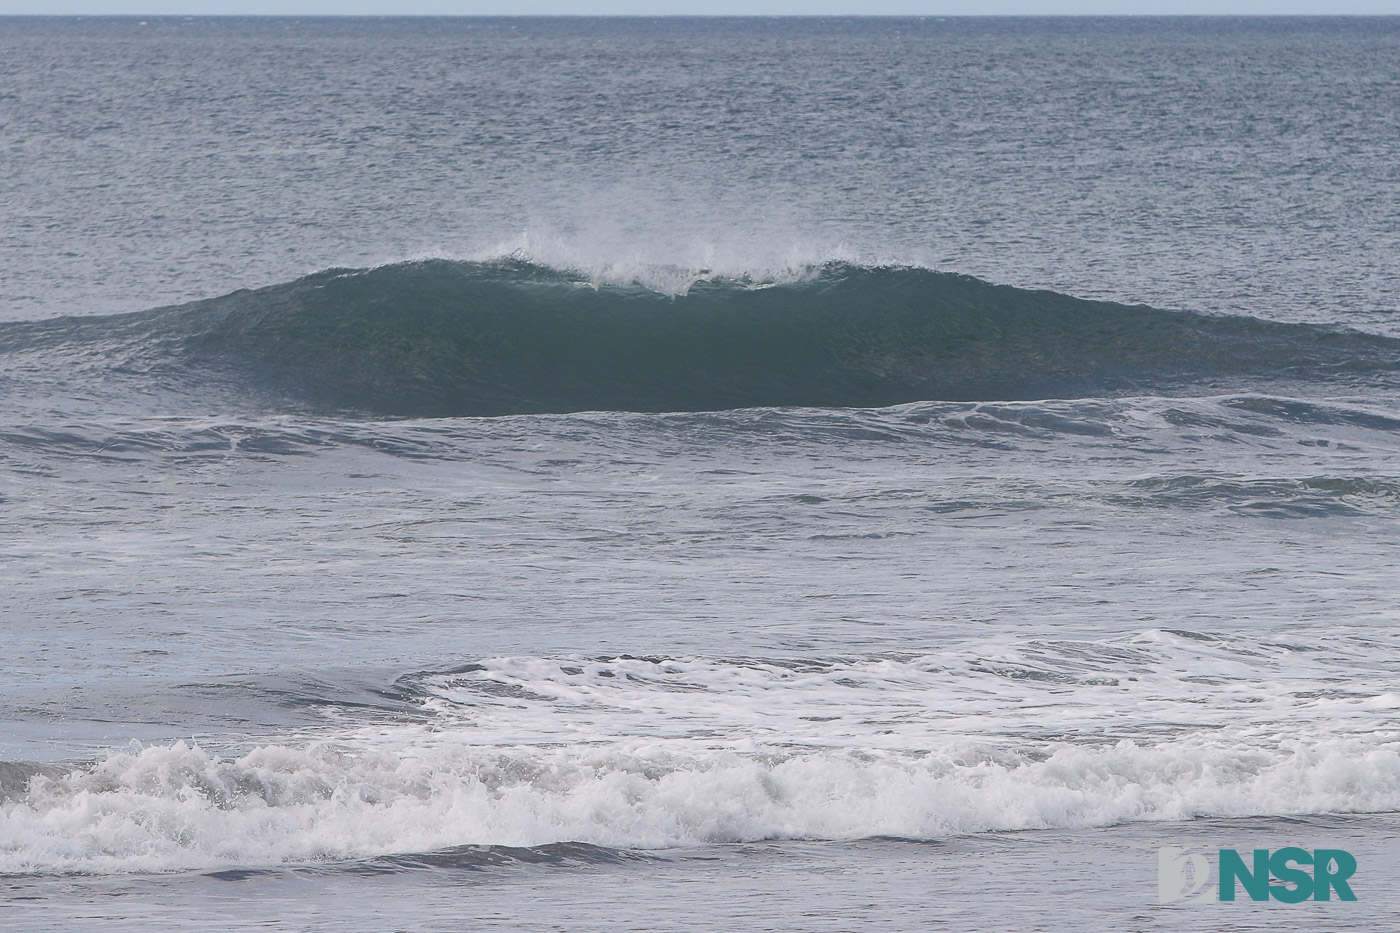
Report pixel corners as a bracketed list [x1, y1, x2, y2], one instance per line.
[3, 15, 1400, 931]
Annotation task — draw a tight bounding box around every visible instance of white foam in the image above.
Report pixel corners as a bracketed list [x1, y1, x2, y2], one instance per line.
[411, 635, 1400, 749]
[6, 633, 1400, 875]
[448, 230, 889, 295]
[6, 733, 1400, 876]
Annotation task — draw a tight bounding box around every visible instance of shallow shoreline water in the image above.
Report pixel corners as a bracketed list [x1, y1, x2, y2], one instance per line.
[6, 817, 1400, 932]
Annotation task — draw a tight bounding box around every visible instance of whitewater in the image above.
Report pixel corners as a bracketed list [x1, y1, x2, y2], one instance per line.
[4, 14, 1400, 932]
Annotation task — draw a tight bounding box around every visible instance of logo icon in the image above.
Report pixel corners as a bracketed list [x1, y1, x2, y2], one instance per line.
[1158, 847, 1216, 904]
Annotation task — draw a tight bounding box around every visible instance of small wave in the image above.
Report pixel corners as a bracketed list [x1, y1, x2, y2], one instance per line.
[5, 730, 1398, 876]
[6, 636, 1400, 875]
[2, 260, 1396, 418]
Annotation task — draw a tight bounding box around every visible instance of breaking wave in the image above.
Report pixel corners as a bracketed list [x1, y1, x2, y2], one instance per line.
[3, 260, 1397, 418]
[6, 634, 1400, 875]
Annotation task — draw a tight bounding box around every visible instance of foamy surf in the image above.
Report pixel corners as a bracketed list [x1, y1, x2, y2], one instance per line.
[7, 633, 1400, 875]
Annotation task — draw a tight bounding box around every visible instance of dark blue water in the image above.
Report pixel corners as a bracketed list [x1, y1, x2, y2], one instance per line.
[3, 16, 1400, 931]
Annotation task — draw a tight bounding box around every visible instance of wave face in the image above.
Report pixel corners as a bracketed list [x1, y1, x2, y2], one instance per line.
[5, 260, 1398, 418]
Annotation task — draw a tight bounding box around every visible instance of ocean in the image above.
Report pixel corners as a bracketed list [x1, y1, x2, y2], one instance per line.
[2, 14, 1400, 931]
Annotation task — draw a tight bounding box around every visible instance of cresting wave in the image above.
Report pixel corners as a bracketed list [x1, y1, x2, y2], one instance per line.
[6, 633, 1400, 875]
[3, 260, 1397, 418]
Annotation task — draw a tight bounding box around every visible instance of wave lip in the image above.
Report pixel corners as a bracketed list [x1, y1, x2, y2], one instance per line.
[5, 260, 1398, 418]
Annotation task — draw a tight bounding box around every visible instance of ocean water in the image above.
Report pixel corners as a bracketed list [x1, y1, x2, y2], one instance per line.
[3, 15, 1400, 931]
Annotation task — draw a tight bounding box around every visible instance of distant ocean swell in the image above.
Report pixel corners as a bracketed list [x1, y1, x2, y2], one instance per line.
[3, 260, 1396, 418]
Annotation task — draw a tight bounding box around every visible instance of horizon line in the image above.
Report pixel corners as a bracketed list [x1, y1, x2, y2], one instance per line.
[4, 11, 1399, 16]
